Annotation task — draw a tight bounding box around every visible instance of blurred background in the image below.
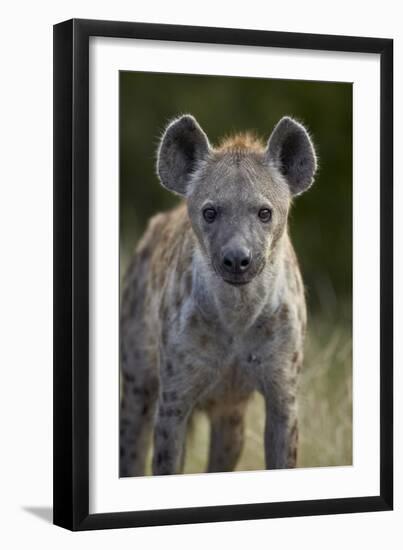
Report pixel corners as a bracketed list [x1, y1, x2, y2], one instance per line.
[120, 71, 352, 471]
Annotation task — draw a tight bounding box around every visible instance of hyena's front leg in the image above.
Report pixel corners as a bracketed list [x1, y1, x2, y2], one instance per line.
[207, 402, 247, 473]
[153, 370, 197, 475]
[152, 359, 192, 475]
[152, 354, 212, 476]
[263, 357, 300, 469]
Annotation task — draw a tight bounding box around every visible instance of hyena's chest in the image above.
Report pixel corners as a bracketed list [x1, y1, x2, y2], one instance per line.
[182, 315, 276, 403]
[157, 259, 304, 406]
[193, 306, 301, 410]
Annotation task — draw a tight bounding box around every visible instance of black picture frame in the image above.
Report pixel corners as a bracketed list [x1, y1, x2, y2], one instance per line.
[53, 18, 393, 531]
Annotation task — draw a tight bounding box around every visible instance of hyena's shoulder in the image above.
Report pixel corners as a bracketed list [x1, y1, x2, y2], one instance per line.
[277, 233, 307, 331]
[123, 202, 193, 298]
[121, 202, 193, 330]
[283, 233, 305, 295]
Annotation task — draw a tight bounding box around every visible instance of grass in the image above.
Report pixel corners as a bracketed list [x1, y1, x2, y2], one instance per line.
[140, 306, 352, 474]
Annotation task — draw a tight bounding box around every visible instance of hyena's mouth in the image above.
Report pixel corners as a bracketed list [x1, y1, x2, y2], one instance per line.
[223, 279, 252, 286]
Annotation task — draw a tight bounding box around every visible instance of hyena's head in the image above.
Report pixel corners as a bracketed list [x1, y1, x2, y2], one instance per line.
[157, 115, 317, 286]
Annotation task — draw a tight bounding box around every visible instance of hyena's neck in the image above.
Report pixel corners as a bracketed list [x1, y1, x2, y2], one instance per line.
[191, 236, 288, 333]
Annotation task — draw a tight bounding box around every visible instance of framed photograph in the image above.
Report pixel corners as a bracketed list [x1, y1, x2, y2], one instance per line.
[53, 18, 393, 530]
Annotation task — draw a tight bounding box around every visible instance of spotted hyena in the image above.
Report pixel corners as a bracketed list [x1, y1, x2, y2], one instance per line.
[120, 114, 317, 476]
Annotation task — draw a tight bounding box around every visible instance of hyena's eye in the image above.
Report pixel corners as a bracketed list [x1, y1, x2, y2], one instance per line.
[203, 207, 217, 223]
[258, 208, 272, 223]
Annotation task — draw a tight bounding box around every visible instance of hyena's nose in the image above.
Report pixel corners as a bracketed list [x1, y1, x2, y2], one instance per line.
[222, 246, 252, 274]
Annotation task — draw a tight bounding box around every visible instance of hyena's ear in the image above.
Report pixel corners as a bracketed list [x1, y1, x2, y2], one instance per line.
[265, 117, 317, 196]
[157, 115, 211, 196]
